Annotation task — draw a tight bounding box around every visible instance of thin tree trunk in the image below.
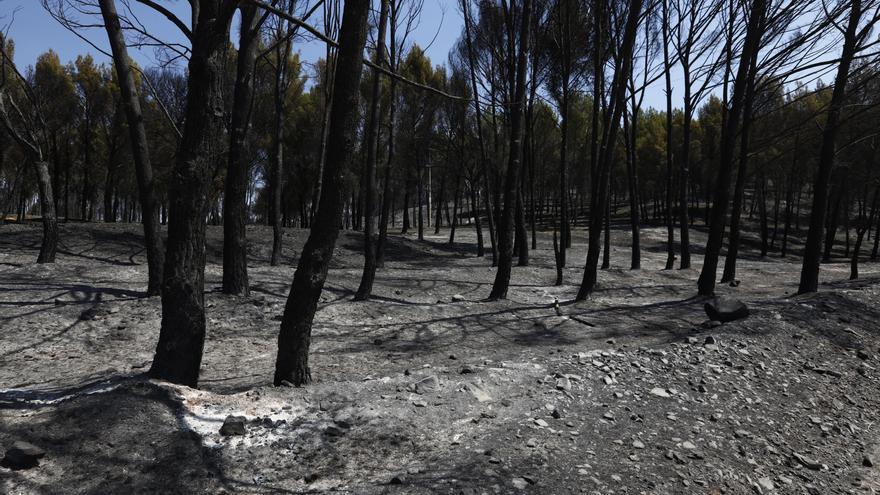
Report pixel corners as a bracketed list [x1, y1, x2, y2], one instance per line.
[852, 187, 879, 280]
[577, 0, 643, 300]
[721, 51, 759, 283]
[222, 3, 260, 296]
[488, 0, 533, 300]
[696, 0, 765, 296]
[799, 0, 864, 293]
[354, 0, 388, 301]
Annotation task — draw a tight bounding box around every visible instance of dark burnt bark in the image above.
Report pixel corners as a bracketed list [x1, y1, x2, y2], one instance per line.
[576, 0, 643, 300]
[720, 50, 759, 283]
[488, 0, 533, 300]
[799, 0, 863, 294]
[461, 0, 497, 264]
[149, 2, 236, 387]
[100, 0, 165, 295]
[274, 0, 369, 386]
[222, 4, 261, 296]
[696, 0, 765, 296]
[355, 0, 389, 301]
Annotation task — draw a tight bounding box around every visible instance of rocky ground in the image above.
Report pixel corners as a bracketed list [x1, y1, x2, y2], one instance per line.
[2, 220, 880, 494]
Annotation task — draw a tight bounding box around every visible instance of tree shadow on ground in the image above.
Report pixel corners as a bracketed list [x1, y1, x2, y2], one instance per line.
[0, 377, 291, 494]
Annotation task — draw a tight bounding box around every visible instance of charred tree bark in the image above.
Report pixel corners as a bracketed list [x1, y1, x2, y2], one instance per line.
[799, 0, 864, 294]
[222, 4, 261, 296]
[851, 186, 878, 280]
[148, 2, 236, 387]
[577, 0, 643, 300]
[354, 0, 389, 301]
[696, 0, 765, 296]
[720, 50, 759, 283]
[461, 0, 497, 264]
[274, 0, 370, 386]
[488, 0, 533, 300]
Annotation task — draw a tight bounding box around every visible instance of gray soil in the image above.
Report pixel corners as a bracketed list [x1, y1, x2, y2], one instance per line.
[2, 221, 880, 494]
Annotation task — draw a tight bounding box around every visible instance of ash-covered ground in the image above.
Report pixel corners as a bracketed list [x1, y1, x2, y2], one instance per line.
[2, 221, 880, 494]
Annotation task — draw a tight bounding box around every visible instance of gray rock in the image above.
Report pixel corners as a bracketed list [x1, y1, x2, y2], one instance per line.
[413, 375, 440, 394]
[220, 415, 247, 436]
[650, 387, 671, 398]
[793, 452, 823, 470]
[864, 454, 874, 467]
[451, 294, 465, 302]
[2, 441, 45, 469]
[704, 297, 749, 323]
[756, 477, 774, 492]
[555, 376, 571, 391]
[512, 477, 529, 490]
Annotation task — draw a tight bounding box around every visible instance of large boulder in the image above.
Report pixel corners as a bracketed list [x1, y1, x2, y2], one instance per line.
[704, 297, 749, 323]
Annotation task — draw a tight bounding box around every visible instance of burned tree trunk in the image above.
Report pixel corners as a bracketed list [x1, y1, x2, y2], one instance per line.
[100, 0, 164, 294]
[488, 0, 533, 300]
[355, 0, 389, 301]
[274, 0, 370, 386]
[222, 4, 261, 296]
[799, 0, 865, 294]
[696, 0, 765, 296]
[851, 186, 878, 280]
[576, 0, 643, 300]
[148, 3, 237, 387]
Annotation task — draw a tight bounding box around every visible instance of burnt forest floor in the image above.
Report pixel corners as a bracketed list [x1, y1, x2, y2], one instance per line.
[2, 218, 880, 495]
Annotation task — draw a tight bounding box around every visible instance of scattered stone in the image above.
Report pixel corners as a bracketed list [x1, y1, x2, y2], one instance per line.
[704, 297, 749, 323]
[650, 387, 671, 398]
[858, 349, 871, 360]
[734, 429, 751, 439]
[526, 438, 538, 448]
[464, 382, 492, 402]
[756, 477, 774, 492]
[512, 477, 530, 490]
[2, 441, 45, 469]
[864, 454, 874, 467]
[413, 375, 440, 394]
[451, 294, 465, 302]
[219, 416, 247, 436]
[390, 474, 406, 484]
[602, 412, 615, 421]
[681, 441, 696, 450]
[632, 440, 645, 449]
[793, 452, 823, 470]
[555, 376, 571, 391]
[702, 320, 723, 329]
[412, 399, 428, 408]
[304, 473, 320, 483]
[324, 425, 346, 437]
[534, 419, 549, 428]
